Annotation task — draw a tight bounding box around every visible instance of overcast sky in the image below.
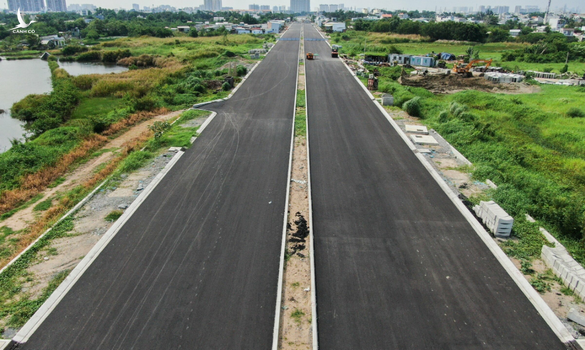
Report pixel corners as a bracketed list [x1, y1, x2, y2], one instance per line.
[1, 0, 581, 14]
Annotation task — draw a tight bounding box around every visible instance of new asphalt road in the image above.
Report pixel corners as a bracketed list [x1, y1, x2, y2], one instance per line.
[14, 24, 300, 350]
[303, 23, 566, 349]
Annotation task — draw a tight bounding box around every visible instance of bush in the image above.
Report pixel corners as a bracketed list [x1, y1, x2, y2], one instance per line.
[567, 107, 585, 118]
[76, 51, 102, 62]
[402, 96, 422, 117]
[438, 110, 449, 123]
[560, 64, 568, 74]
[133, 95, 158, 111]
[101, 49, 132, 63]
[105, 210, 124, 222]
[222, 82, 231, 91]
[61, 45, 87, 56]
[236, 65, 247, 77]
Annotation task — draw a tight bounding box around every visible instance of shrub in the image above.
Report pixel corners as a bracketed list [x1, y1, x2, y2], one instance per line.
[148, 121, 171, 138]
[133, 95, 158, 111]
[567, 107, 585, 118]
[76, 51, 102, 62]
[438, 110, 449, 123]
[236, 65, 247, 77]
[102, 49, 132, 63]
[560, 64, 568, 74]
[222, 82, 231, 91]
[105, 210, 124, 222]
[402, 96, 421, 117]
[61, 45, 87, 56]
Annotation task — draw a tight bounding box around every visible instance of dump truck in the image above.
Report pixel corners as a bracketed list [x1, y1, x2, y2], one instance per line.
[306, 52, 314, 60]
[331, 45, 340, 58]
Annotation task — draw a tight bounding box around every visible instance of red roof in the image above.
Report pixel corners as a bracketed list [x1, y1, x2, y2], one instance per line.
[381, 14, 392, 18]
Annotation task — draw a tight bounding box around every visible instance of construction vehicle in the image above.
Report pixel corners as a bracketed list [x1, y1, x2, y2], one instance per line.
[306, 52, 314, 60]
[452, 59, 493, 77]
[331, 45, 340, 58]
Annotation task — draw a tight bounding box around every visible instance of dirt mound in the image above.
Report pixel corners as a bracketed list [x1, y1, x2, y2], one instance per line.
[399, 74, 540, 94]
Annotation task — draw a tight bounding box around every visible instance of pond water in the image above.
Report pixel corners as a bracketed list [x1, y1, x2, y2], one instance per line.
[0, 58, 52, 153]
[58, 61, 129, 76]
[0, 59, 129, 152]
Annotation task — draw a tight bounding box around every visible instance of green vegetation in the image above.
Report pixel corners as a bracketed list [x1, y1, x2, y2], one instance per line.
[105, 210, 124, 222]
[296, 89, 306, 108]
[0, 10, 286, 46]
[144, 109, 209, 152]
[0, 33, 274, 217]
[336, 30, 585, 74]
[290, 308, 305, 324]
[295, 89, 307, 137]
[530, 273, 553, 293]
[33, 198, 53, 212]
[0, 217, 74, 327]
[362, 49, 585, 263]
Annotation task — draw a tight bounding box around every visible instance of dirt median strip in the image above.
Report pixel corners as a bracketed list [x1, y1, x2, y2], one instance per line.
[278, 24, 314, 350]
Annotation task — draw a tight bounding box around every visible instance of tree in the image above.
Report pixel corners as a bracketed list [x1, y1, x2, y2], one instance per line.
[86, 30, 100, 40]
[488, 28, 510, 42]
[189, 28, 198, 37]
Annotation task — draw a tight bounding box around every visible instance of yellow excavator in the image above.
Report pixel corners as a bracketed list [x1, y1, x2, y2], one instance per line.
[452, 59, 493, 77]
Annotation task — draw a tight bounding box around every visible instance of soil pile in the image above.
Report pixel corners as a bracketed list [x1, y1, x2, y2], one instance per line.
[399, 74, 540, 94]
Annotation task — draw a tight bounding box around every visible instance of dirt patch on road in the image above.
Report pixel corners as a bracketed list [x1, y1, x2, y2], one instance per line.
[400, 74, 540, 94]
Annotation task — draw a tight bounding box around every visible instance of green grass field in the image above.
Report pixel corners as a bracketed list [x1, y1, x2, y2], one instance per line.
[337, 31, 585, 74]
[369, 64, 585, 263]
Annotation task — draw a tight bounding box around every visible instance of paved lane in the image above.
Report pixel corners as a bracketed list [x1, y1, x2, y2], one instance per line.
[15, 24, 301, 350]
[304, 23, 566, 350]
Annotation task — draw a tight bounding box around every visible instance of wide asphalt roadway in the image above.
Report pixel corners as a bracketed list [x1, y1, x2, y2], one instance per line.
[15, 25, 300, 350]
[304, 23, 566, 349]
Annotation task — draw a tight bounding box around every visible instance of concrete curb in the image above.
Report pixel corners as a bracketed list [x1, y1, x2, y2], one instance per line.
[11, 150, 185, 345]
[271, 24, 300, 350]
[196, 112, 217, 135]
[303, 29, 320, 350]
[335, 50, 576, 346]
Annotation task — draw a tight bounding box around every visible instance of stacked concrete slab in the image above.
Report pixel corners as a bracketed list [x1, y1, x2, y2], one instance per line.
[542, 244, 585, 301]
[473, 201, 513, 237]
[485, 72, 524, 83]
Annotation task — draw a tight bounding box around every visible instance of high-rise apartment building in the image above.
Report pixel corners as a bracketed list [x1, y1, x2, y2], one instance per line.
[204, 0, 222, 11]
[46, 0, 67, 12]
[8, 0, 45, 12]
[132, 3, 139, 10]
[290, 0, 309, 13]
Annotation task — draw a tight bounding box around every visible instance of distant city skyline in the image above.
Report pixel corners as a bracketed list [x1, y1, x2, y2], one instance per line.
[1, 0, 581, 13]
